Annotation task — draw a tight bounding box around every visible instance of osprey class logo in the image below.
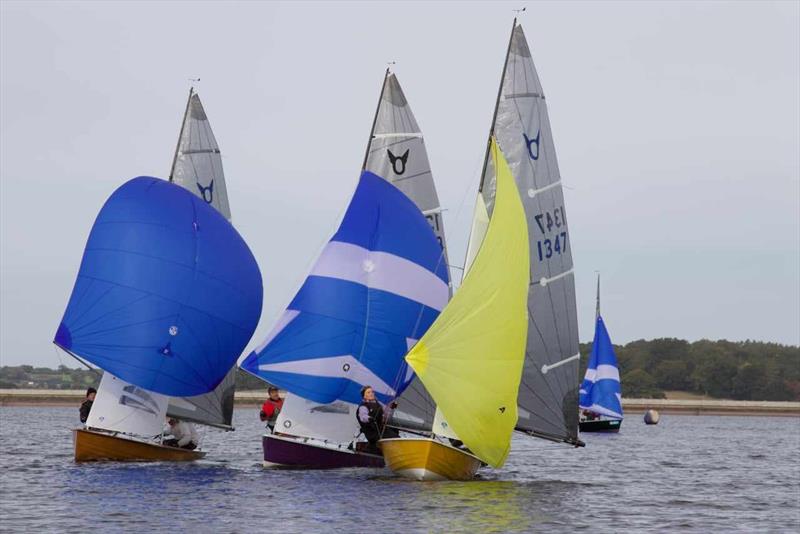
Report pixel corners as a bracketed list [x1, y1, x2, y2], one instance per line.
[387, 149, 410, 175]
[196, 180, 214, 204]
[523, 130, 540, 160]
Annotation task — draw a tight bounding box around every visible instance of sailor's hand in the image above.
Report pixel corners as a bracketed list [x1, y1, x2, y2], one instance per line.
[390, 402, 398, 409]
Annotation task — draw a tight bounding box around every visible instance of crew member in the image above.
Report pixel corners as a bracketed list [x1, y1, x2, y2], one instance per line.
[79, 387, 96, 424]
[164, 418, 199, 450]
[356, 385, 399, 453]
[260, 386, 284, 432]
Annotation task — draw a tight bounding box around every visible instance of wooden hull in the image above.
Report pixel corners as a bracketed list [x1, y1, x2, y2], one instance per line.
[263, 434, 384, 469]
[378, 437, 482, 481]
[73, 428, 206, 462]
[579, 419, 622, 433]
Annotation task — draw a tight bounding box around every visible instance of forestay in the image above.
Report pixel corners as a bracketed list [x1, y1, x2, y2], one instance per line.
[406, 139, 529, 468]
[363, 70, 451, 430]
[480, 22, 581, 444]
[54, 177, 263, 397]
[240, 171, 448, 406]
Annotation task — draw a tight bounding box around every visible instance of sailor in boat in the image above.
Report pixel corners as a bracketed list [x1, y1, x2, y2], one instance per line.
[259, 386, 284, 433]
[79, 387, 96, 424]
[163, 418, 199, 451]
[357, 386, 399, 453]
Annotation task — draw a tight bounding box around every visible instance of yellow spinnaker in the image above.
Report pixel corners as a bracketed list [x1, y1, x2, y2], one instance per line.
[405, 138, 529, 468]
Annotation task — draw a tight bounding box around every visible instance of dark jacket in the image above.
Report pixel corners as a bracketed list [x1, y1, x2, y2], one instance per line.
[79, 399, 93, 423]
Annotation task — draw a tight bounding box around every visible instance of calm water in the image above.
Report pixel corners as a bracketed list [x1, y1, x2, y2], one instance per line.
[1, 407, 798, 532]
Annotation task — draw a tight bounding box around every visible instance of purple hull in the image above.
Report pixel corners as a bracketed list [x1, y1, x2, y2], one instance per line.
[263, 435, 385, 469]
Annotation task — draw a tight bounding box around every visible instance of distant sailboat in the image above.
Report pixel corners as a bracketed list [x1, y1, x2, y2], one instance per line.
[57, 90, 263, 461]
[239, 69, 451, 469]
[579, 275, 623, 432]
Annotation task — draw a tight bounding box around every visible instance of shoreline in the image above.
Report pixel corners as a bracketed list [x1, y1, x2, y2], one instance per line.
[1, 389, 798, 416]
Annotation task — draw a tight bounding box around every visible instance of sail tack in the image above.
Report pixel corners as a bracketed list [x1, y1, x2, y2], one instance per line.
[241, 171, 448, 406]
[579, 316, 623, 419]
[170, 91, 231, 220]
[482, 22, 581, 443]
[54, 177, 263, 397]
[405, 139, 529, 468]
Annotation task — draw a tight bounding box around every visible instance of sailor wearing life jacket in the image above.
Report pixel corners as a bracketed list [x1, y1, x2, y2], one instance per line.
[260, 386, 284, 432]
[356, 385, 399, 450]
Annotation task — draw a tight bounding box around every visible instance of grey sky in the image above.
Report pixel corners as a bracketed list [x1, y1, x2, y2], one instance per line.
[1, 1, 798, 368]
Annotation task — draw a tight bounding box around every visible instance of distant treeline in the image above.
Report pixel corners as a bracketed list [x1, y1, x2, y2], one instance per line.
[580, 338, 800, 401]
[0, 365, 268, 392]
[3, 339, 798, 401]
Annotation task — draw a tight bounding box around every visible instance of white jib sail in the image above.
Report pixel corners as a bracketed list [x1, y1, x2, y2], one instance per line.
[274, 392, 361, 444]
[86, 372, 169, 437]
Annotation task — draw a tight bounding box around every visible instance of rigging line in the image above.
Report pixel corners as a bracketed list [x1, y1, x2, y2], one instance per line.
[362, 67, 389, 170]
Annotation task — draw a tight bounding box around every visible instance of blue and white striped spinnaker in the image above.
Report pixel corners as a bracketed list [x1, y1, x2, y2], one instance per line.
[579, 315, 623, 419]
[240, 171, 449, 405]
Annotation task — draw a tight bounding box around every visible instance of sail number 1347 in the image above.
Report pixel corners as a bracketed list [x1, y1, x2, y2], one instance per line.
[534, 206, 568, 261]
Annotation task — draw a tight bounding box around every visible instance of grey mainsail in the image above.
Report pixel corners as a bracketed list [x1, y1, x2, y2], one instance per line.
[169, 88, 231, 221]
[166, 88, 236, 430]
[480, 22, 581, 444]
[363, 70, 450, 431]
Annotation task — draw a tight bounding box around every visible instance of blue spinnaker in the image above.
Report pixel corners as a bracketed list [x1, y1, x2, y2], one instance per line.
[240, 171, 449, 405]
[579, 315, 623, 419]
[54, 177, 263, 397]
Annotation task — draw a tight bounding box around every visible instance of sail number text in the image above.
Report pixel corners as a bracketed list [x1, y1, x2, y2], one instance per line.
[534, 207, 568, 261]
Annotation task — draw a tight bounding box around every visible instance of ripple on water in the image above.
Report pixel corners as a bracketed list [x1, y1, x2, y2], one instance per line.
[0, 407, 798, 532]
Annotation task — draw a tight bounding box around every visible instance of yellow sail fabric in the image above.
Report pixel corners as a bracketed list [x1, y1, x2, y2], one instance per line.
[405, 138, 529, 468]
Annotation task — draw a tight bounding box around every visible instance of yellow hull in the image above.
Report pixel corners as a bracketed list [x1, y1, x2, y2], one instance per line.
[73, 428, 206, 462]
[378, 437, 482, 481]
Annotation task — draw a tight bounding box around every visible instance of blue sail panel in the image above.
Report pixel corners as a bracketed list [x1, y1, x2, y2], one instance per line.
[579, 316, 623, 419]
[54, 177, 263, 397]
[240, 171, 448, 405]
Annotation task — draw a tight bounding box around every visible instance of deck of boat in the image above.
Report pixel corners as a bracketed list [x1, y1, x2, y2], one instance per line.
[73, 428, 206, 462]
[378, 437, 482, 481]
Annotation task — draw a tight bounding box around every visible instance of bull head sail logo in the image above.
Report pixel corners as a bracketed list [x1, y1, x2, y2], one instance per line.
[196, 180, 214, 204]
[523, 130, 541, 160]
[119, 384, 161, 415]
[387, 149, 410, 175]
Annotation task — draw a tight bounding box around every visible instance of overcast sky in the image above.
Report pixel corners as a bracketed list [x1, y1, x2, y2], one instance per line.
[1, 1, 798, 368]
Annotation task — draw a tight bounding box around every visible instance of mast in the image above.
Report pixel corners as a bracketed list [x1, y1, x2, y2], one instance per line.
[478, 18, 517, 192]
[168, 86, 193, 182]
[361, 67, 390, 170]
[596, 273, 601, 319]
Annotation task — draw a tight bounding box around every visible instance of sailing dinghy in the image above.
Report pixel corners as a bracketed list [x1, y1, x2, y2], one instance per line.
[59, 91, 263, 461]
[579, 275, 623, 432]
[380, 138, 530, 481]
[240, 70, 451, 469]
[382, 19, 585, 480]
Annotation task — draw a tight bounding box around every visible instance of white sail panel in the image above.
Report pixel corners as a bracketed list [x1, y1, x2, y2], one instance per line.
[274, 393, 361, 444]
[87, 372, 169, 437]
[170, 91, 231, 220]
[464, 194, 490, 275]
[432, 406, 460, 440]
[481, 23, 581, 443]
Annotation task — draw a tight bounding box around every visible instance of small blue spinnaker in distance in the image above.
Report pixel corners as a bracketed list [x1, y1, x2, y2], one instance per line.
[240, 171, 449, 405]
[54, 176, 263, 397]
[579, 314, 623, 420]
